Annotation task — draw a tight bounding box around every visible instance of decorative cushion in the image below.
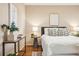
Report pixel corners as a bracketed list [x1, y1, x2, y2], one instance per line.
[58, 28, 69, 36]
[48, 28, 58, 36]
[47, 28, 69, 36]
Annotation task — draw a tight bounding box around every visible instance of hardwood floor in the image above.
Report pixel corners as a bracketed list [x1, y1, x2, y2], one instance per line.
[18, 45, 42, 56]
[17, 45, 79, 56]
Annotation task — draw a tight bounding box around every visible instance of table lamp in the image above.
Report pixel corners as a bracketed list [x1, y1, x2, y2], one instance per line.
[32, 26, 38, 37]
[74, 26, 79, 31]
[72, 26, 79, 36]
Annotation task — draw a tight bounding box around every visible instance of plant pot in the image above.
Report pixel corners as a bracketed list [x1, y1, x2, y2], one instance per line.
[13, 31, 18, 41]
[8, 31, 18, 41]
[8, 32, 14, 41]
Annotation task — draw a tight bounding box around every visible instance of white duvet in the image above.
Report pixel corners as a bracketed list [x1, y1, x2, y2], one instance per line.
[41, 35, 79, 56]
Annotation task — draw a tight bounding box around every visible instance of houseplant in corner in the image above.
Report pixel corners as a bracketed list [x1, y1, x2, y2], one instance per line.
[9, 22, 19, 41]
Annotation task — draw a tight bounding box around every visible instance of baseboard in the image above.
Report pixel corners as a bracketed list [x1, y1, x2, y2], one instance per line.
[26, 45, 42, 47]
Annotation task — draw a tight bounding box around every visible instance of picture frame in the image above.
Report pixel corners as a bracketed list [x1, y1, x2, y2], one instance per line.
[49, 13, 59, 26]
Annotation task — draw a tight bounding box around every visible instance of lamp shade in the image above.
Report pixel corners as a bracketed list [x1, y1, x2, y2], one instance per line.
[74, 27, 79, 31]
[32, 26, 38, 32]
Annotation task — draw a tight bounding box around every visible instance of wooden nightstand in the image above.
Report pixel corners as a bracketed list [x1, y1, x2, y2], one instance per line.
[33, 37, 38, 48]
[33, 36, 41, 48]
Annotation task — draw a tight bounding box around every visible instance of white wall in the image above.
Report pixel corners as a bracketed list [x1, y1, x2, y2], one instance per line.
[25, 5, 79, 45]
[0, 3, 9, 56]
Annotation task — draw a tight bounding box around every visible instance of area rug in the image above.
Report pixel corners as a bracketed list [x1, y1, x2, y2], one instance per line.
[32, 51, 42, 56]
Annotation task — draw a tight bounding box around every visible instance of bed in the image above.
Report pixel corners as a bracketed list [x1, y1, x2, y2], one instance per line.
[41, 26, 79, 56]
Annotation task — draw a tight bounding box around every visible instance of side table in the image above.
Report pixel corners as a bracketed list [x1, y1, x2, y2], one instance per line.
[2, 36, 26, 56]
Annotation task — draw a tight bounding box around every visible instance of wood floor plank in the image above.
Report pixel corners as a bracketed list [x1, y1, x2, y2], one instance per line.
[17, 45, 42, 56]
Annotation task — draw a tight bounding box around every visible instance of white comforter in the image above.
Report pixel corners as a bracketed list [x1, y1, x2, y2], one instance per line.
[41, 35, 79, 56]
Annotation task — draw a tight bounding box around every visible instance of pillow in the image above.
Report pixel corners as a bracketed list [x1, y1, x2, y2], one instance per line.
[44, 28, 50, 35]
[58, 28, 69, 36]
[48, 28, 58, 36]
[47, 28, 69, 36]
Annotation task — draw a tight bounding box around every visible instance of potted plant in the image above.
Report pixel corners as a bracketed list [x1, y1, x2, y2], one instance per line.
[9, 22, 19, 41]
[1, 24, 9, 29]
[1, 24, 9, 41]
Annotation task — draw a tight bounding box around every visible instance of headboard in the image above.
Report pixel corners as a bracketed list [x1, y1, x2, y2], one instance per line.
[41, 26, 67, 35]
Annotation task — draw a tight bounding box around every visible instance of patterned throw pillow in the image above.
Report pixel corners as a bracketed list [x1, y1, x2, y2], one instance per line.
[47, 28, 69, 36]
[48, 28, 58, 36]
[58, 28, 69, 36]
